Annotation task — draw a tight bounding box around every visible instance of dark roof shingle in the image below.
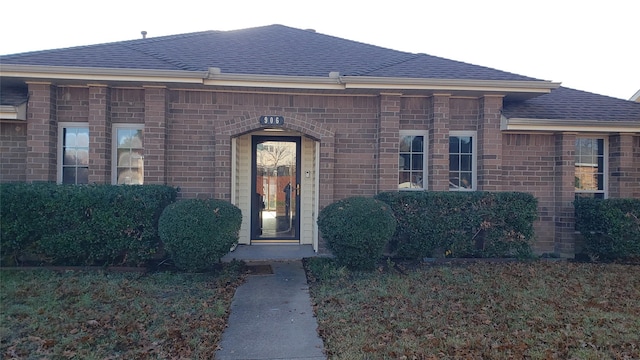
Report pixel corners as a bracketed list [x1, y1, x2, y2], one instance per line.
[503, 87, 640, 121]
[0, 25, 539, 81]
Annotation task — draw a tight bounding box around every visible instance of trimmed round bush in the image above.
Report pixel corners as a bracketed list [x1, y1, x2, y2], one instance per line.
[158, 199, 242, 272]
[317, 196, 396, 270]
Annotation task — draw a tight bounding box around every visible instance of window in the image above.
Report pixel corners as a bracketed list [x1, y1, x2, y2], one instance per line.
[575, 137, 606, 198]
[58, 123, 89, 184]
[113, 125, 144, 185]
[398, 131, 427, 190]
[449, 131, 476, 191]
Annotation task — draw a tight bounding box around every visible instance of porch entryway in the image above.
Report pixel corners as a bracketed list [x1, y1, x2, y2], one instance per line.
[232, 130, 319, 251]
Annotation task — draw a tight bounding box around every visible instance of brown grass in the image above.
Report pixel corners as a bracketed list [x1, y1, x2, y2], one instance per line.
[1, 263, 245, 359]
[306, 259, 640, 359]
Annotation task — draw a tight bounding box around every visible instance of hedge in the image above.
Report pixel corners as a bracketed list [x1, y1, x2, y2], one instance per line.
[375, 191, 537, 259]
[317, 196, 396, 270]
[0, 183, 177, 266]
[575, 197, 640, 261]
[158, 199, 242, 272]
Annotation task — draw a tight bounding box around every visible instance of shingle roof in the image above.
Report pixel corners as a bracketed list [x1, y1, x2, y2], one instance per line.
[0, 24, 537, 81]
[502, 87, 640, 121]
[1, 24, 639, 122]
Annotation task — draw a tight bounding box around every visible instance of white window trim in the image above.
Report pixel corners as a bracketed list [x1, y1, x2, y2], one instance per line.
[399, 130, 428, 191]
[57, 122, 89, 184]
[112, 124, 145, 185]
[449, 130, 477, 191]
[575, 136, 608, 199]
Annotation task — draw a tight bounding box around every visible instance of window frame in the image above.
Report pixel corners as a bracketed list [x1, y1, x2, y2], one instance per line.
[449, 130, 477, 191]
[112, 124, 145, 185]
[574, 136, 608, 199]
[398, 130, 428, 191]
[57, 122, 90, 185]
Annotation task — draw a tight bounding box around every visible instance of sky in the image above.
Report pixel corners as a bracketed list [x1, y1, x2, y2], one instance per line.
[1, 0, 638, 100]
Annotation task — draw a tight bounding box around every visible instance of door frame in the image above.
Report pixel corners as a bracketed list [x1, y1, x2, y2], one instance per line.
[250, 135, 301, 243]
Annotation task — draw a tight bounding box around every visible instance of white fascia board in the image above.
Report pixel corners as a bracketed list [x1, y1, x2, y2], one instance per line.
[341, 76, 561, 93]
[204, 72, 345, 90]
[502, 116, 640, 133]
[0, 103, 26, 120]
[0, 105, 19, 120]
[0, 64, 206, 84]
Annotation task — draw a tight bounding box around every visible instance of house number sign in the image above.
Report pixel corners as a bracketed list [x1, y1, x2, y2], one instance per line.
[260, 116, 284, 125]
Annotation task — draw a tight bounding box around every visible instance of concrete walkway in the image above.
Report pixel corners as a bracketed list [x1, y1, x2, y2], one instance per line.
[215, 260, 326, 360]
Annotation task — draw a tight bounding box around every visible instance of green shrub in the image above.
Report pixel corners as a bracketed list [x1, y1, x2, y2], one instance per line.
[575, 197, 640, 261]
[317, 196, 396, 270]
[158, 199, 242, 272]
[0, 183, 177, 266]
[375, 191, 537, 259]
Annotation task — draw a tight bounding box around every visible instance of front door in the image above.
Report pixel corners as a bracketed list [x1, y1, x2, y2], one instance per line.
[251, 136, 301, 243]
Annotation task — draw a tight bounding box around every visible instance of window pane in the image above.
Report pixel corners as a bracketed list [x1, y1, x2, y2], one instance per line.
[412, 154, 423, 170]
[62, 167, 76, 184]
[63, 149, 77, 165]
[449, 172, 460, 189]
[118, 149, 132, 167]
[449, 136, 459, 153]
[399, 136, 411, 152]
[399, 154, 410, 170]
[77, 167, 89, 184]
[64, 129, 77, 147]
[399, 133, 426, 190]
[76, 149, 89, 166]
[449, 155, 459, 171]
[460, 155, 472, 171]
[412, 136, 423, 152]
[597, 139, 604, 156]
[76, 129, 89, 147]
[575, 137, 605, 195]
[118, 168, 143, 185]
[460, 172, 473, 189]
[460, 137, 472, 153]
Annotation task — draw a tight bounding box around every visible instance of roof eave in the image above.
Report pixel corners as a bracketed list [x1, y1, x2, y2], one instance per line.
[205, 71, 561, 94]
[501, 116, 640, 133]
[0, 64, 206, 84]
[2, 64, 561, 96]
[341, 76, 561, 94]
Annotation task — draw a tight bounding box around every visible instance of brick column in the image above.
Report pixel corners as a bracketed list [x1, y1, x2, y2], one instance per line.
[319, 136, 335, 208]
[554, 132, 577, 257]
[88, 85, 111, 183]
[318, 135, 335, 254]
[143, 86, 168, 185]
[378, 93, 401, 192]
[478, 96, 503, 191]
[609, 133, 635, 198]
[26, 82, 57, 183]
[429, 94, 450, 191]
[213, 132, 231, 200]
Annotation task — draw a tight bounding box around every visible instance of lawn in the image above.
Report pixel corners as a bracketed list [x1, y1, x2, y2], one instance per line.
[306, 259, 640, 359]
[0, 263, 245, 359]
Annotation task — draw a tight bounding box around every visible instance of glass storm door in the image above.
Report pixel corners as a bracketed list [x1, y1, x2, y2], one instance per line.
[251, 136, 301, 243]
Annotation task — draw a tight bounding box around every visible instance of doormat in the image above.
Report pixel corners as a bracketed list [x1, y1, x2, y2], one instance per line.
[246, 264, 273, 275]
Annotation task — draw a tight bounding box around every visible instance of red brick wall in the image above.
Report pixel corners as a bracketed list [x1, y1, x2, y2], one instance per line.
[502, 134, 556, 253]
[57, 87, 89, 122]
[449, 98, 479, 131]
[166, 90, 216, 199]
[4, 83, 639, 257]
[26, 83, 57, 183]
[111, 89, 145, 124]
[0, 123, 27, 182]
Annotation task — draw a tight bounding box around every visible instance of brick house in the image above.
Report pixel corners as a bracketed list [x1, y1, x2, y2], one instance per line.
[1, 25, 639, 257]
